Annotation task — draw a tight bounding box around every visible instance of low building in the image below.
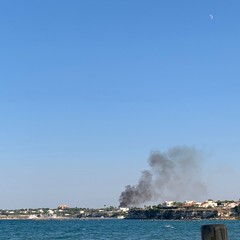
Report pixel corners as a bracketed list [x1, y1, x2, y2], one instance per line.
[200, 200, 217, 208]
[48, 209, 54, 215]
[119, 207, 129, 212]
[224, 202, 238, 208]
[162, 201, 175, 207]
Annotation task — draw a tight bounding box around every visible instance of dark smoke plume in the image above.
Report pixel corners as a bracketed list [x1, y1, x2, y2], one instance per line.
[119, 146, 207, 207]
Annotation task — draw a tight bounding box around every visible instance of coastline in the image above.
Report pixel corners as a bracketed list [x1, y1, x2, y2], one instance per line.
[0, 216, 238, 221]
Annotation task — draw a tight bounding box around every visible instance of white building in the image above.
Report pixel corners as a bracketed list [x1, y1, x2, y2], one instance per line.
[224, 202, 238, 208]
[162, 201, 175, 207]
[48, 209, 54, 215]
[119, 207, 129, 212]
[201, 200, 217, 208]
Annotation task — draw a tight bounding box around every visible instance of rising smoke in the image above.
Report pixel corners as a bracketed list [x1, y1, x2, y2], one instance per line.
[119, 146, 207, 207]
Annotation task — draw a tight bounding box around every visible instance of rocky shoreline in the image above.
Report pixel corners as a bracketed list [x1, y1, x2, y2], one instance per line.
[126, 207, 239, 220]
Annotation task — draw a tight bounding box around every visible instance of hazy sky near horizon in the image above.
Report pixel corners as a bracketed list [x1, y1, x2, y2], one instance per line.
[1, 0, 240, 209]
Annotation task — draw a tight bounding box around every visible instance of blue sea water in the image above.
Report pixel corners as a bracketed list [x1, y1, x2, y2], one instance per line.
[0, 219, 239, 240]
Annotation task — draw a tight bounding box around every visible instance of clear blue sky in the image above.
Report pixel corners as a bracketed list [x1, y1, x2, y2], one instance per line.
[1, 0, 240, 209]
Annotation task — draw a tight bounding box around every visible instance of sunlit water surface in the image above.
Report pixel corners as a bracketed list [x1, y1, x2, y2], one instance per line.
[0, 219, 240, 239]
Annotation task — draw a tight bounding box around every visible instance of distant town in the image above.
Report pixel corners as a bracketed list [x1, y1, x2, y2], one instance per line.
[1, 199, 240, 220]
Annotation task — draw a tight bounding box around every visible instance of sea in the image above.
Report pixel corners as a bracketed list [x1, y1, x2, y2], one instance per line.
[0, 219, 239, 240]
